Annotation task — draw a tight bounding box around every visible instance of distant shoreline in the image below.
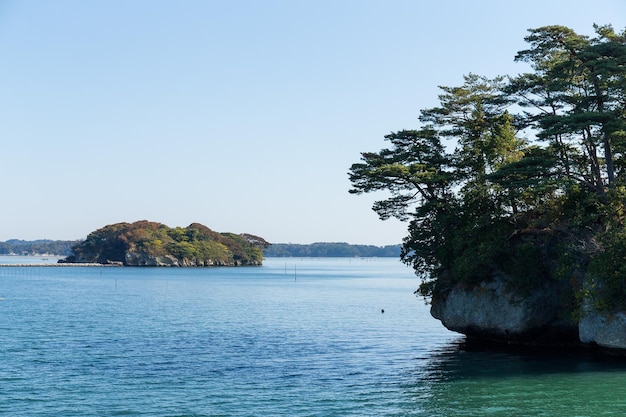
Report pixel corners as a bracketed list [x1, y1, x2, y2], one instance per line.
[0, 263, 119, 267]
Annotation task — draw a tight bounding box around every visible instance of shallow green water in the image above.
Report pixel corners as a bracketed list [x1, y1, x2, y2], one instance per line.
[411, 342, 626, 416]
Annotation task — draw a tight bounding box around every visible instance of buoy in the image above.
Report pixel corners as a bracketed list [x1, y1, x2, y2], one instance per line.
[381, 309, 384, 314]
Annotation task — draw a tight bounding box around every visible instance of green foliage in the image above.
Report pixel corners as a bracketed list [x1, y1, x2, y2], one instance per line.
[512, 24, 626, 193]
[349, 128, 452, 221]
[66, 221, 269, 266]
[584, 191, 626, 311]
[349, 24, 626, 307]
[585, 227, 626, 312]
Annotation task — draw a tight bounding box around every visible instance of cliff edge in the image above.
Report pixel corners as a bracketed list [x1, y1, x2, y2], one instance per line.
[430, 274, 626, 353]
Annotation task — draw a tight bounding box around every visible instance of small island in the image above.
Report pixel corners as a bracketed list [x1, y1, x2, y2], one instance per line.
[60, 220, 269, 267]
[350, 24, 626, 353]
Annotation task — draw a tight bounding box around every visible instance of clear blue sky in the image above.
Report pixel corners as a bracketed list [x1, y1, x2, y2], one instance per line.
[1, 0, 625, 245]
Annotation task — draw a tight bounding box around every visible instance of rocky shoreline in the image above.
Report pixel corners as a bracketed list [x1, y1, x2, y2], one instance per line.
[431, 276, 626, 355]
[0, 263, 120, 267]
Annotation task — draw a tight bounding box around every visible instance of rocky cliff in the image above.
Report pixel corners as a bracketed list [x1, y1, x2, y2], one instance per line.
[431, 276, 626, 353]
[122, 251, 261, 267]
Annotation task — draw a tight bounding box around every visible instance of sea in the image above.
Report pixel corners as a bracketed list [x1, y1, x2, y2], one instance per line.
[1, 256, 626, 416]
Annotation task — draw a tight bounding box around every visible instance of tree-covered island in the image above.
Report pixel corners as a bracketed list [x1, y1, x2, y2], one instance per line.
[61, 220, 269, 266]
[350, 25, 626, 352]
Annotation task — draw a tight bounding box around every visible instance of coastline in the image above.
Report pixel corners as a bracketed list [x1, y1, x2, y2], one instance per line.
[0, 263, 120, 267]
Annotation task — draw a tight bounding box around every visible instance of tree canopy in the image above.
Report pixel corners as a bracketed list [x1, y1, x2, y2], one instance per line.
[349, 24, 626, 310]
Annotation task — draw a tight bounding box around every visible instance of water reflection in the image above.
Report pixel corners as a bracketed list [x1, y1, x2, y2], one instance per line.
[403, 338, 626, 416]
[424, 338, 626, 381]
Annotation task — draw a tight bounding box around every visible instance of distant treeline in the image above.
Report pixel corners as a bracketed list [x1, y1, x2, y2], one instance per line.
[0, 239, 402, 258]
[0, 239, 80, 256]
[264, 242, 401, 257]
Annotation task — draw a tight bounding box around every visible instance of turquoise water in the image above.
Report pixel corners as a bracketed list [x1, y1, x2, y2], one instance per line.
[1, 257, 625, 416]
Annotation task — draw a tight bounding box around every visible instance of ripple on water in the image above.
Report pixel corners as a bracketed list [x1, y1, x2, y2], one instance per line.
[2, 258, 626, 416]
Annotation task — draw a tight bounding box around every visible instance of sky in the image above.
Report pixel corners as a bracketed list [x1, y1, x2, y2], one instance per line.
[1, 0, 625, 245]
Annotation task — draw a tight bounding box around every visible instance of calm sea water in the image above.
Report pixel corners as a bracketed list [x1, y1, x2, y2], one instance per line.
[1, 257, 625, 416]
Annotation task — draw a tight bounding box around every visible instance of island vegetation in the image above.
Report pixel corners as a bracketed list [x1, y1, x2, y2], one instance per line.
[61, 221, 270, 266]
[349, 25, 626, 349]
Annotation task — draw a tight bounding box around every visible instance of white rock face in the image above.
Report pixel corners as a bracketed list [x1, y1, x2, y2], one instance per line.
[125, 252, 180, 266]
[430, 278, 577, 345]
[579, 311, 626, 349]
[123, 251, 251, 266]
